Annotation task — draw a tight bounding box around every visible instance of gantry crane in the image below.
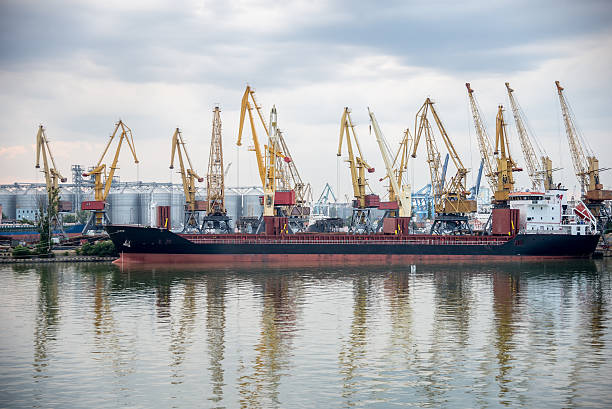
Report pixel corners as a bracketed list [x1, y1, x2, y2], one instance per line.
[368, 108, 412, 234]
[505, 82, 555, 191]
[466, 83, 497, 193]
[555, 81, 611, 217]
[35, 125, 68, 235]
[412, 98, 476, 234]
[338, 107, 378, 233]
[81, 120, 139, 233]
[170, 128, 204, 232]
[202, 107, 231, 233]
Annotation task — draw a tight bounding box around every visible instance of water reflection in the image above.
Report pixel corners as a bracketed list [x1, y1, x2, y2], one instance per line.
[92, 271, 135, 378]
[339, 275, 370, 407]
[10, 259, 610, 408]
[169, 279, 197, 384]
[33, 265, 60, 377]
[206, 274, 226, 405]
[492, 272, 522, 405]
[239, 274, 301, 408]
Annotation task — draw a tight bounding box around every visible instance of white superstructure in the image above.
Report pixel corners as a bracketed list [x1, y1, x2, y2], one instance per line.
[509, 190, 597, 235]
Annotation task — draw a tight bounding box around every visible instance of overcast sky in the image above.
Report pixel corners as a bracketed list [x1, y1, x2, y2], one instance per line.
[1, 0, 611, 201]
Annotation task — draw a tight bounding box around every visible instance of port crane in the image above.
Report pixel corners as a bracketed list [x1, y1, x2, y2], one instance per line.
[35, 125, 68, 235]
[82, 120, 139, 233]
[237, 85, 311, 232]
[466, 84, 521, 206]
[202, 107, 231, 233]
[466, 83, 497, 193]
[338, 107, 378, 233]
[170, 128, 204, 232]
[505, 82, 555, 191]
[368, 108, 412, 234]
[412, 98, 476, 234]
[555, 81, 611, 217]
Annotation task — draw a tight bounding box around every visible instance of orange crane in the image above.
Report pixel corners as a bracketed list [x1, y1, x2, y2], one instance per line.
[555, 81, 611, 216]
[82, 120, 139, 233]
[202, 107, 232, 233]
[505, 82, 555, 191]
[412, 98, 476, 234]
[170, 128, 204, 232]
[338, 107, 378, 233]
[35, 125, 68, 235]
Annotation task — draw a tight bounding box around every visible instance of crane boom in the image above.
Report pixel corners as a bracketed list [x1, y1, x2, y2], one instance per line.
[466, 83, 497, 191]
[493, 106, 519, 203]
[207, 107, 226, 215]
[412, 98, 475, 215]
[238, 86, 267, 186]
[555, 81, 609, 196]
[81, 120, 139, 231]
[505, 82, 551, 191]
[35, 125, 67, 198]
[368, 108, 411, 217]
[170, 128, 204, 231]
[338, 107, 374, 209]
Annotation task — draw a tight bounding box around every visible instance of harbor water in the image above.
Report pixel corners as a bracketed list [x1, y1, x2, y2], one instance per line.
[0, 260, 611, 408]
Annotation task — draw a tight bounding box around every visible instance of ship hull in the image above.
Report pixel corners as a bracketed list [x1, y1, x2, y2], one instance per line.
[106, 225, 600, 265]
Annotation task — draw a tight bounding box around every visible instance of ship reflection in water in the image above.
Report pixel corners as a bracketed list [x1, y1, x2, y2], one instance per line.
[0, 260, 610, 408]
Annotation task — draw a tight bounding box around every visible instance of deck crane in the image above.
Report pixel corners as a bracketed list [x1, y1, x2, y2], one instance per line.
[338, 107, 378, 234]
[170, 128, 204, 232]
[35, 125, 69, 235]
[368, 108, 412, 234]
[555, 81, 611, 217]
[412, 98, 476, 234]
[466, 83, 497, 193]
[202, 107, 232, 233]
[505, 82, 555, 191]
[81, 120, 139, 233]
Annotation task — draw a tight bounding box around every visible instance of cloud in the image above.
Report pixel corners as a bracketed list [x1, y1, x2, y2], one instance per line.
[0, 0, 611, 198]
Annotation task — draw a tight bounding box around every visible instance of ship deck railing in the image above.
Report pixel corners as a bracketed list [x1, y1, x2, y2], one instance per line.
[178, 234, 509, 246]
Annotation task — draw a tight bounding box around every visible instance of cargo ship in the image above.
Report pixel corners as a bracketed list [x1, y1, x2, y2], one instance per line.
[106, 193, 601, 264]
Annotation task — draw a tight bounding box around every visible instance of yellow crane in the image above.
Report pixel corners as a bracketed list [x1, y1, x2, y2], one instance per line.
[492, 105, 520, 204]
[368, 108, 411, 217]
[412, 98, 476, 234]
[170, 128, 204, 232]
[238, 85, 267, 186]
[35, 125, 68, 234]
[237, 85, 309, 232]
[82, 120, 139, 233]
[466, 83, 497, 192]
[338, 107, 377, 233]
[505, 82, 555, 191]
[555, 81, 611, 210]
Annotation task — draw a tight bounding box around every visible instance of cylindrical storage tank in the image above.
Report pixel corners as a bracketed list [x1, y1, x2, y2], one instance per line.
[170, 189, 185, 231]
[58, 189, 75, 212]
[224, 194, 240, 223]
[242, 194, 263, 218]
[142, 190, 173, 227]
[0, 191, 17, 220]
[109, 189, 141, 225]
[16, 190, 47, 211]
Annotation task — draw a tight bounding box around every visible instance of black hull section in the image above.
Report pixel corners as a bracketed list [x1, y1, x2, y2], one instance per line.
[105, 225, 600, 258]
